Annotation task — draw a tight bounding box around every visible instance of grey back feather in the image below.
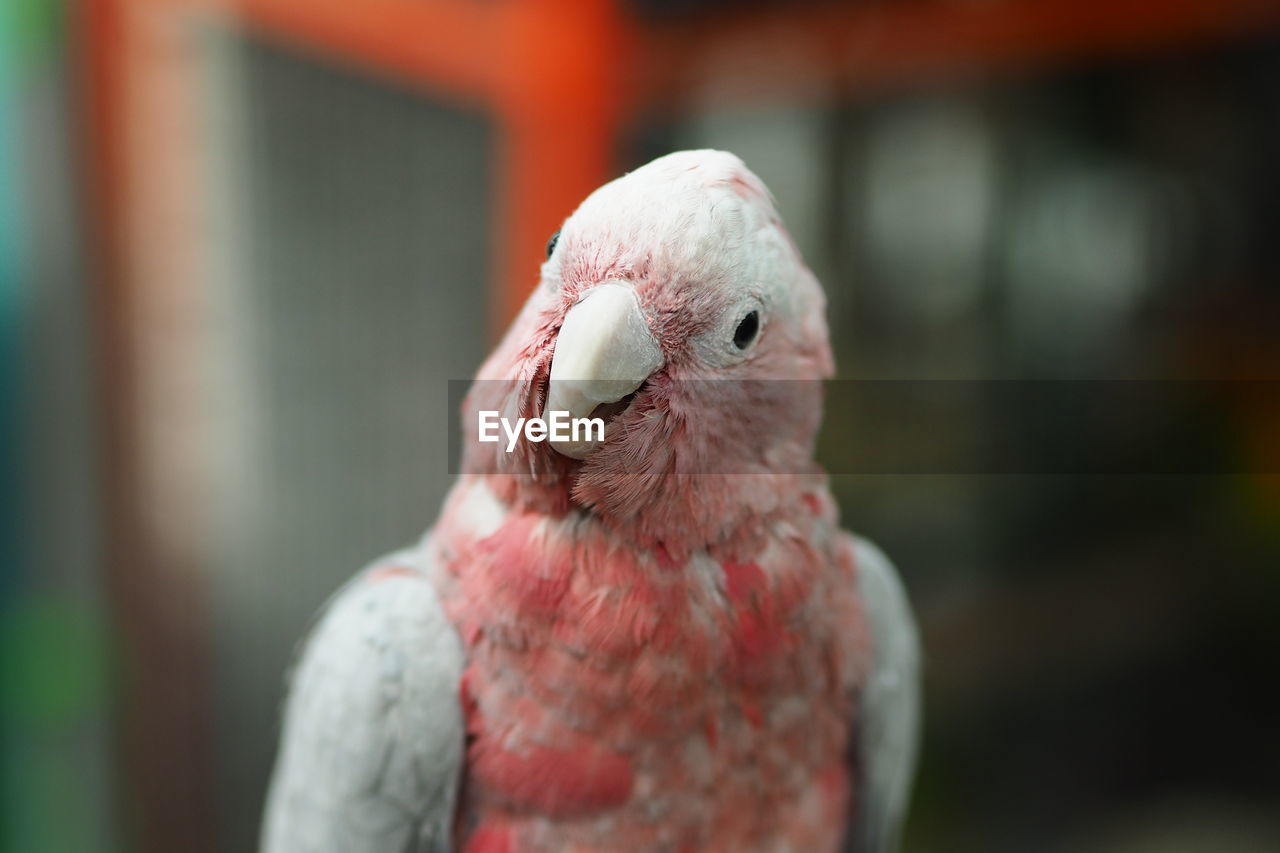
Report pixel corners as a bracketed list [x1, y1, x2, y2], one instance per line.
[848, 536, 922, 853]
[260, 545, 465, 853]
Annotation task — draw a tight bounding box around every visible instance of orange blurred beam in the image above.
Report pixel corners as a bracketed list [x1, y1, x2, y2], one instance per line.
[135, 0, 1280, 118]
[78, 1, 219, 850]
[490, 0, 629, 333]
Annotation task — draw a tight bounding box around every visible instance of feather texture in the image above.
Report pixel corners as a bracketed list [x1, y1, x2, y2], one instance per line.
[848, 537, 921, 853]
[261, 546, 465, 853]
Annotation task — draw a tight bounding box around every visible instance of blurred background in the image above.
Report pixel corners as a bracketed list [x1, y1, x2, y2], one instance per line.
[4, 0, 1280, 851]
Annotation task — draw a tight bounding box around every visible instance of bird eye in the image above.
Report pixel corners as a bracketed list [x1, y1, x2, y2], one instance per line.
[733, 310, 759, 350]
[545, 230, 560, 259]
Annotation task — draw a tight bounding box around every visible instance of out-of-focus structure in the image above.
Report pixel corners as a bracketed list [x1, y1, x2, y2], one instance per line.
[4, 0, 1280, 851]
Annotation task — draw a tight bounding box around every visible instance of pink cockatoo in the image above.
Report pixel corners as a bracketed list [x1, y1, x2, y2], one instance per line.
[262, 150, 920, 853]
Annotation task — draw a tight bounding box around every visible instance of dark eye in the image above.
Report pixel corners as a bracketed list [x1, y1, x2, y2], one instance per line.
[733, 310, 759, 350]
[545, 230, 560, 259]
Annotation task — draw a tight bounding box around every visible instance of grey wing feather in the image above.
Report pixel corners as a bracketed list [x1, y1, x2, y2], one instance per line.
[261, 544, 465, 853]
[849, 536, 921, 853]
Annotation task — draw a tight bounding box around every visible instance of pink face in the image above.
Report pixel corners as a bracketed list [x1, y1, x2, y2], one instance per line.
[463, 150, 834, 551]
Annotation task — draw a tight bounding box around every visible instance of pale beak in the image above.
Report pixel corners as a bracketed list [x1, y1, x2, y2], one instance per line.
[543, 283, 663, 459]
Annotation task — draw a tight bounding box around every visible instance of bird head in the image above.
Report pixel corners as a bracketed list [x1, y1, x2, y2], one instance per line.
[463, 150, 834, 557]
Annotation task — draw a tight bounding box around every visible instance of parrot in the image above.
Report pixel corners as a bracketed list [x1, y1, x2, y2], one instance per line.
[261, 149, 920, 853]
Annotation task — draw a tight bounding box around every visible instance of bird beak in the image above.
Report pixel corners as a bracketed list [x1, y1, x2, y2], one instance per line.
[543, 283, 663, 459]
